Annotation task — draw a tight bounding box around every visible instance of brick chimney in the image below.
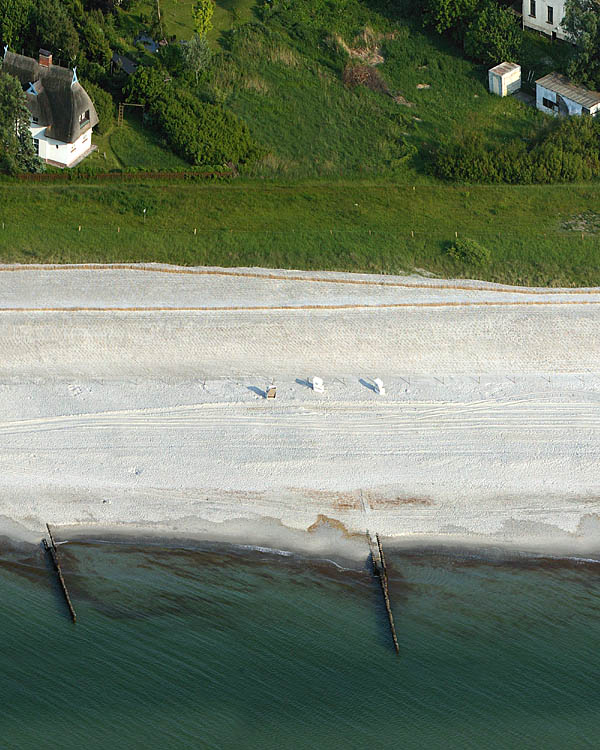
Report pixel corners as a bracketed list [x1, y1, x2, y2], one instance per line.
[38, 49, 52, 67]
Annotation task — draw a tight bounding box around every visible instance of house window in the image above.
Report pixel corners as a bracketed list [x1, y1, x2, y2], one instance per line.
[547, 6, 554, 23]
[543, 97, 557, 109]
[78, 109, 90, 128]
[33, 138, 39, 155]
[31, 116, 38, 124]
[529, 0, 536, 17]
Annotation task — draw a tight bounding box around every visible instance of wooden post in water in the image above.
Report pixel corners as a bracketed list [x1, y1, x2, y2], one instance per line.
[44, 524, 77, 623]
[368, 531, 399, 655]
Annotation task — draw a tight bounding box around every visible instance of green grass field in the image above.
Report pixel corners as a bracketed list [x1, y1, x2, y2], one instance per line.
[8, 0, 597, 288]
[74, 113, 188, 172]
[212, 19, 571, 180]
[155, 0, 257, 41]
[109, 1, 577, 183]
[1, 179, 599, 286]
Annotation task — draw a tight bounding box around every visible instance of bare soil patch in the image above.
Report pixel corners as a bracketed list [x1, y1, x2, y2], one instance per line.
[562, 211, 600, 234]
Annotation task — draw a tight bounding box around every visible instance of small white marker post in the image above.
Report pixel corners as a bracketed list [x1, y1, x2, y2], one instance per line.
[374, 378, 385, 395]
[312, 376, 324, 393]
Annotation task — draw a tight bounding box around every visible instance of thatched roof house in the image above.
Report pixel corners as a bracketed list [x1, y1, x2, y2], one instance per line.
[2, 48, 99, 167]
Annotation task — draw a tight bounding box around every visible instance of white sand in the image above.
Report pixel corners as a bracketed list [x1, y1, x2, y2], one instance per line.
[1, 263, 600, 556]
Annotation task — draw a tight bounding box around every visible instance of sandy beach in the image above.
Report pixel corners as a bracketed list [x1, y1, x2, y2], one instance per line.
[1, 263, 600, 557]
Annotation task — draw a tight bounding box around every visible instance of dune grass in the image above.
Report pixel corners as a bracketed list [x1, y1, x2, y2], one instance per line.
[1, 179, 599, 287]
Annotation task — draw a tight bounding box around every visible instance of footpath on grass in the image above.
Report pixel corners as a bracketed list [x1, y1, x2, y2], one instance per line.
[1, 179, 599, 287]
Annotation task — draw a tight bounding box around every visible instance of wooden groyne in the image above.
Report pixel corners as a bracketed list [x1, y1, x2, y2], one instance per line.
[43, 524, 77, 623]
[368, 531, 399, 655]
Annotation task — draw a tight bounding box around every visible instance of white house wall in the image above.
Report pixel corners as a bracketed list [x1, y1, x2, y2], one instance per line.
[29, 123, 93, 167]
[489, 68, 521, 97]
[523, 0, 568, 40]
[536, 83, 584, 115]
[505, 69, 522, 95]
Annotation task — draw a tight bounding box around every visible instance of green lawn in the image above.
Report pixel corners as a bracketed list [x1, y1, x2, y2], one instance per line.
[109, 113, 188, 169]
[73, 113, 188, 172]
[1, 179, 599, 286]
[156, 0, 257, 41]
[112, 1, 576, 183]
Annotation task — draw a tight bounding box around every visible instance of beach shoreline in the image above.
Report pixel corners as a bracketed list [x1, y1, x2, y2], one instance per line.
[1, 264, 599, 558]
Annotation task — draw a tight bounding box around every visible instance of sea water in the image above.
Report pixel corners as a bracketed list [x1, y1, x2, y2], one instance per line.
[1, 540, 599, 749]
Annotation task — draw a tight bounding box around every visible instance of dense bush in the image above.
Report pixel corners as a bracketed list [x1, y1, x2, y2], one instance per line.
[446, 237, 490, 264]
[152, 90, 258, 165]
[82, 79, 114, 133]
[463, 1, 521, 64]
[126, 66, 258, 166]
[432, 116, 600, 184]
[423, 0, 479, 36]
[563, 0, 600, 90]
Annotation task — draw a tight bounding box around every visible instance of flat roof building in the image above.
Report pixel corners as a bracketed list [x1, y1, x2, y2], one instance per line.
[536, 72, 600, 117]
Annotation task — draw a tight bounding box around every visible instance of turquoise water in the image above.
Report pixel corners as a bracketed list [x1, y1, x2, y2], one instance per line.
[1, 541, 600, 749]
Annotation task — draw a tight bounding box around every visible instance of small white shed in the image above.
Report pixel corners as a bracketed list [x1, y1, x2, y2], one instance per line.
[535, 72, 600, 117]
[488, 62, 521, 97]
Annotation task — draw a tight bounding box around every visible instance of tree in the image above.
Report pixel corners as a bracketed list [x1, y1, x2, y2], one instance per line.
[29, 0, 80, 63]
[82, 79, 114, 133]
[464, 1, 522, 64]
[563, 0, 600, 89]
[184, 33, 212, 84]
[192, 0, 214, 37]
[125, 65, 169, 106]
[423, 0, 479, 36]
[80, 15, 112, 69]
[0, 0, 33, 50]
[0, 72, 42, 173]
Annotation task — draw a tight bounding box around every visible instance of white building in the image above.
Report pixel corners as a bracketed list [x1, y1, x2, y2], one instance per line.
[488, 62, 521, 97]
[522, 0, 567, 40]
[2, 48, 99, 168]
[536, 72, 600, 116]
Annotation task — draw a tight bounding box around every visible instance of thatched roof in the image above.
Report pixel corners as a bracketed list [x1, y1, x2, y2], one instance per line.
[2, 50, 99, 143]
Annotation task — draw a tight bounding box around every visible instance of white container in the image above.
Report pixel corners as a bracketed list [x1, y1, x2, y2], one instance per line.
[488, 62, 521, 97]
[312, 377, 324, 393]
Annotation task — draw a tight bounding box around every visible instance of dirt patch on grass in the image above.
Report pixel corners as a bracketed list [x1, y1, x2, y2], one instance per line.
[394, 94, 415, 107]
[342, 64, 391, 95]
[562, 211, 600, 233]
[333, 26, 389, 66]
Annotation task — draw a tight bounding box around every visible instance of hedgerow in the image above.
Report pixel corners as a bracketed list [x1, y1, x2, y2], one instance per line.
[432, 116, 600, 184]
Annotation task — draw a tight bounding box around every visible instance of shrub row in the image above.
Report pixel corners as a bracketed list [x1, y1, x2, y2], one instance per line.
[432, 116, 600, 184]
